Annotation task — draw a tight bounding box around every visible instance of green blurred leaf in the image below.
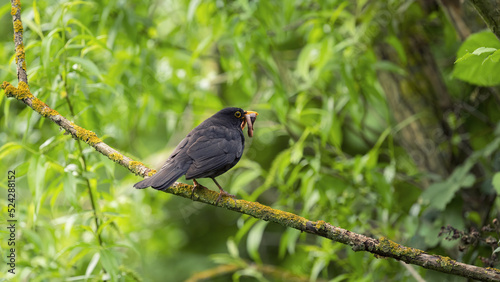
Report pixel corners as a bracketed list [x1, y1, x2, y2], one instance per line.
[67, 56, 103, 80]
[421, 172, 476, 211]
[489, 49, 500, 62]
[99, 248, 119, 280]
[187, 0, 202, 22]
[310, 257, 327, 281]
[493, 173, 500, 194]
[247, 221, 268, 264]
[453, 31, 500, 86]
[227, 238, 239, 258]
[472, 47, 497, 56]
[85, 253, 100, 278]
[0, 142, 23, 160]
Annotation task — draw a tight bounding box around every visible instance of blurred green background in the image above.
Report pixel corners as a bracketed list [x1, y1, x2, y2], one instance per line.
[1, 0, 500, 281]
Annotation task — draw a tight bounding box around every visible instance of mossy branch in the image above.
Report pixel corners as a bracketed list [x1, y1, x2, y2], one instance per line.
[3, 1, 500, 282]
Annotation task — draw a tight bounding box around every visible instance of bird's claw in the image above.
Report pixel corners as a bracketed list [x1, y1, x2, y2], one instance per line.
[190, 186, 197, 200]
[215, 190, 237, 205]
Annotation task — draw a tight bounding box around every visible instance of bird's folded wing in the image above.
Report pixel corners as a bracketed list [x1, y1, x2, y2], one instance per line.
[185, 135, 243, 179]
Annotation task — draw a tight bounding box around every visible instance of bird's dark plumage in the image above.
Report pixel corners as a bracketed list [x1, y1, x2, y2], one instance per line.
[134, 107, 257, 201]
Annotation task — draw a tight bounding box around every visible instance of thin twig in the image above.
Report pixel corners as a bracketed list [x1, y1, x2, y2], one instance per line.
[62, 76, 104, 247]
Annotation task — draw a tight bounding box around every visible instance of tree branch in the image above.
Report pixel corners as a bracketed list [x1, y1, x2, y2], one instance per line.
[469, 0, 500, 41]
[3, 1, 500, 281]
[10, 0, 28, 84]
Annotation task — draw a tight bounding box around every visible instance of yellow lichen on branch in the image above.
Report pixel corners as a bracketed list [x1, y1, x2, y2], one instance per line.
[31, 97, 59, 117]
[2, 81, 32, 99]
[70, 122, 102, 145]
[128, 161, 145, 175]
[13, 19, 23, 33]
[109, 152, 124, 162]
[377, 237, 424, 259]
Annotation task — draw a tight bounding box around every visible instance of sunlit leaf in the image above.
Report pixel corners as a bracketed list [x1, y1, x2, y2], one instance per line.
[453, 31, 500, 86]
[493, 173, 500, 194]
[247, 221, 268, 264]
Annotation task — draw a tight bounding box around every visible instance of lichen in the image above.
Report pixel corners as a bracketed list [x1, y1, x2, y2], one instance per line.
[377, 237, 423, 259]
[13, 20, 23, 33]
[31, 98, 47, 114]
[2, 81, 32, 100]
[11, 7, 17, 16]
[315, 220, 327, 230]
[147, 169, 157, 177]
[73, 124, 102, 145]
[2, 82, 16, 97]
[31, 97, 59, 117]
[15, 43, 25, 64]
[17, 81, 31, 99]
[436, 256, 454, 271]
[109, 152, 123, 162]
[128, 161, 144, 175]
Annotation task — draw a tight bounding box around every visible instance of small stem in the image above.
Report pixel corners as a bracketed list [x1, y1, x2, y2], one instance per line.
[63, 76, 104, 247]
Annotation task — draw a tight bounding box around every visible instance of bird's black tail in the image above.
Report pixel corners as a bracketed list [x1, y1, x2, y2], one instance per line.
[133, 168, 185, 191]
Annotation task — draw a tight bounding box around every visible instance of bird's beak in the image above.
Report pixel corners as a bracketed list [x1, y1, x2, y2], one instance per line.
[241, 111, 259, 137]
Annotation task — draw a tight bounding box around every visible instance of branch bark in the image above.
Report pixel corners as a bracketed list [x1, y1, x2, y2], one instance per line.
[469, 0, 500, 41]
[3, 1, 500, 281]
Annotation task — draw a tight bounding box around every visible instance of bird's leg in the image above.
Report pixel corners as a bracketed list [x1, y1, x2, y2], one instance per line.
[211, 178, 236, 205]
[191, 179, 203, 200]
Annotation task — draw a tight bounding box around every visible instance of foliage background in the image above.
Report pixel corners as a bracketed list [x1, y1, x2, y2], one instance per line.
[0, 0, 499, 281]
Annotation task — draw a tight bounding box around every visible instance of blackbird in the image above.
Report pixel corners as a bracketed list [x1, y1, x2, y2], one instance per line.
[134, 107, 258, 203]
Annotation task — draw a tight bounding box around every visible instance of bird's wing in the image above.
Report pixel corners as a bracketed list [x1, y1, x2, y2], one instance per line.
[185, 127, 243, 179]
[159, 136, 190, 169]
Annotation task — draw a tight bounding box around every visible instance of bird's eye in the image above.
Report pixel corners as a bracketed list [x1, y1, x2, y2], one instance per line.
[234, 111, 242, 118]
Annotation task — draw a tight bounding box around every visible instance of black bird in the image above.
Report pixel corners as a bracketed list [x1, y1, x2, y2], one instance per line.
[134, 107, 258, 203]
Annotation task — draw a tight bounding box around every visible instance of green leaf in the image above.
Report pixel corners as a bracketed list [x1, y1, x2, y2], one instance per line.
[421, 182, 455, 211]
[247, 221, 268, 264]
[310, 257, 327, 281]
[226, 238, 239, 258]
[454, 52, 473, 64]
[489, 50, 500, 62]
[297, 43, 319, 82]
[235, 217, 258, 243]
[85, 253, 100, 278]
[472, 47, 497, 56]
[385, 35, 407, 65]
[67, 56, 103, 80]
[278, 228, 300, 259]
[493, 173, 500, 194]
[99, 248, 119, 281]
[187, 0, 202, 22]
[461, 173, 476, 188]
[453, 31, 500, 86]
[0, 142, 23, 160]
[421, 172, 476, 211]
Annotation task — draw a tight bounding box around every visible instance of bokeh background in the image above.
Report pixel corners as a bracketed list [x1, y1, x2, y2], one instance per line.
[1, 0, 500, 281]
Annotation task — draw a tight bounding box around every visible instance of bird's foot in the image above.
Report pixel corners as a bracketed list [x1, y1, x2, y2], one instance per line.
[215, 190, 237, 205]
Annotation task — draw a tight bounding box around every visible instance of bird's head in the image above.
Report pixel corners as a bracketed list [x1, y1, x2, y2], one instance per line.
[214, 107, 259, 137]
